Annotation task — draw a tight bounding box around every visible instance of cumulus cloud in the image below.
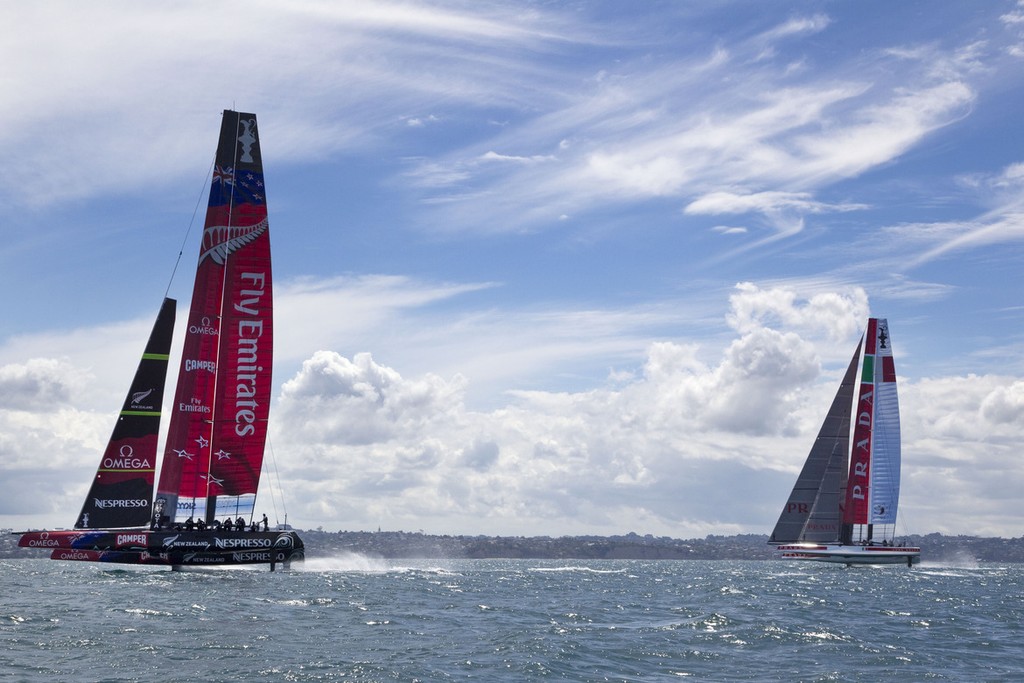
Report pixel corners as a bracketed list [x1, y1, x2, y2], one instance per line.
[0, 358, 87, 410]
[278, 350, 467, 445]
[726, 282, 869, 342]
[3, 282, 1022, 537]
[266, 284, 891, 535]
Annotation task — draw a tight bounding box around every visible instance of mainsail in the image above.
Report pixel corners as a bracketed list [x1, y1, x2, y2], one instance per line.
[770, 317, 909, 548]
[75, 298, 176, 529]
[843, 317, 901, 530]
[155, 111, 274, 526]
[768, 318, 916, 564]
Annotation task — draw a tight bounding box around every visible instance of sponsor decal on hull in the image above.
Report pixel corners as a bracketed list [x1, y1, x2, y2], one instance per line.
[52, 550, 97, 561]
[116, 533, 149, 548]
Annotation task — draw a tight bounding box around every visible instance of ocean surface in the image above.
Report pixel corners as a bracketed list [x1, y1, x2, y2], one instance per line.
[1, 556, 1020, 682]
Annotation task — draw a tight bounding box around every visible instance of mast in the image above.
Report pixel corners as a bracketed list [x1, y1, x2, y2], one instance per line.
[155, 111, 273, 526]
[76, 298, 175, 529]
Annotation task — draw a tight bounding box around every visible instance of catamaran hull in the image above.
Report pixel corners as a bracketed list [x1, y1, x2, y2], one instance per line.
[775, 544, 920, 566]
[19, 529, 304, 569]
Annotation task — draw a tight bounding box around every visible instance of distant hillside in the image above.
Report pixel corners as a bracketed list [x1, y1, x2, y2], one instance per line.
[5, 529, 1022, 563]
[295, 530, 1024, 563]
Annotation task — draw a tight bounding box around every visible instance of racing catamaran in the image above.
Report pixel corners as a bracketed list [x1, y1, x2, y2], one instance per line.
[769, 318, 920, 566]
[17, 111, 303, 570]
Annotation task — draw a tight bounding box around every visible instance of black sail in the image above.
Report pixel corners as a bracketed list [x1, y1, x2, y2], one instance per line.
[769, 338, 861, 544]
[75, 298, 176, 529]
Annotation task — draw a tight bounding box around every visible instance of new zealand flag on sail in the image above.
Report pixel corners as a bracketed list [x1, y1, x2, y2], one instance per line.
[208, 166, 267, 208]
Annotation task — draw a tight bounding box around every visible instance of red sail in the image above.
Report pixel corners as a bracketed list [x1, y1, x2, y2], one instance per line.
[209, 205, 273, 500]
[156, 111, 272, 525]
[843, 318, 877, 525]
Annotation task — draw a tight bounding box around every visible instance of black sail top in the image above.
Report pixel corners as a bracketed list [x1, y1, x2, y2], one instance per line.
[75, 298, 176, 529]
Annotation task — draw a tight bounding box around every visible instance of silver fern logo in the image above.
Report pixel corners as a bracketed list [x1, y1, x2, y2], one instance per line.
[199, 219, 269, 265]
[131, 388, 154, 405]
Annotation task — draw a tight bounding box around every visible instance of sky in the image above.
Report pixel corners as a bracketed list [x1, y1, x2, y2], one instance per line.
[1, 0, 1022, 540]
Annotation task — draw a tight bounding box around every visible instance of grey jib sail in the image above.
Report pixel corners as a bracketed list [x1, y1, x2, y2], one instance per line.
[769, 339, 862, 544]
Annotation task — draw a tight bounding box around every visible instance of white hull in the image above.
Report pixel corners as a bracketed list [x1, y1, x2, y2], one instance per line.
[775, 543, 920, 566]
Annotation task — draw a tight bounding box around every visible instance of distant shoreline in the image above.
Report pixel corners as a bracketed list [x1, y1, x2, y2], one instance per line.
[5, 529, 1021, 563]
[299, 530, 1022, 563]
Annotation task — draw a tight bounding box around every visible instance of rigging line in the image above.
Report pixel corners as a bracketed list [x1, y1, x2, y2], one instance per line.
[260, 452, 281, 529]
[165, 151, 217, 299]
[265, 434, 289, 527]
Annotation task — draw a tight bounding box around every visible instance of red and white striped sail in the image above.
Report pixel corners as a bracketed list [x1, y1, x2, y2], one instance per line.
[843, 318, 901, 527]
[155, 111, 273, 525]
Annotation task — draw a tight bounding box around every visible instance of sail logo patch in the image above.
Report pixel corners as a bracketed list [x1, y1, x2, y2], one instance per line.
[94, 498, 150, 509]
[102, 445, 152, 471]
[179, 399, 211, 414]
[199, 219, 268, 266]
[232, 271, 267, 437]
[189, 317, 219, 336]
[237, 118, 257, 163]
[131, 388, 155, 409]
[185, 359, 216, 373]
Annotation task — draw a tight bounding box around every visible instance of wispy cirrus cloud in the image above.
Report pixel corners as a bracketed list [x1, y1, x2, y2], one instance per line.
[401, 18, 979, 241]
[870, 162, 1024, 266]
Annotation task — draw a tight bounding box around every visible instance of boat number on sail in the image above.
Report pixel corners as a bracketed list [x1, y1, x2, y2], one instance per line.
[234, 272, 266, 437]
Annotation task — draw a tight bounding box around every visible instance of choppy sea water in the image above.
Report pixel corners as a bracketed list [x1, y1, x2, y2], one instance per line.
[1, 556, 1020, 682]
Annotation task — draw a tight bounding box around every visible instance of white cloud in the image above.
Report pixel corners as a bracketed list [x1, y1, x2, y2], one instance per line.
[278, 350, 466, 446]
[261, 283, 931, 536]
[685, 191, 865, 217]
[0, 358, 86, 410]
[2, 281, 1022, 538]
[711, 225, 748, 235]
[2, 3, 1023, 542]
